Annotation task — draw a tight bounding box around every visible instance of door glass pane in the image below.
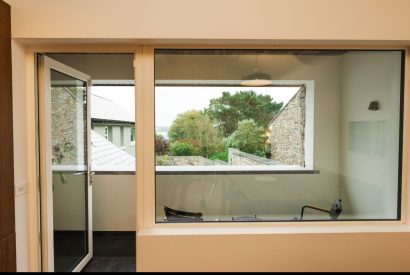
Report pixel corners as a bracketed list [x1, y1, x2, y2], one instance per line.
[50, 69, 88, 272]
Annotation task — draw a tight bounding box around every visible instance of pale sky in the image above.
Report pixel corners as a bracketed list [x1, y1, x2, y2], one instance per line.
[91, 86, 300, 128]
[91, 86, 135, 118]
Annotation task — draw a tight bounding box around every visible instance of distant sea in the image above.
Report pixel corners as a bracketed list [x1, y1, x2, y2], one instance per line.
[156, 131, 168, 139]
[156, 126, 169, 139]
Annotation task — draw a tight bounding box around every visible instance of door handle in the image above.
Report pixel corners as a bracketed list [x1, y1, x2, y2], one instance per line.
[74, 172, 85, 176]
[90, 171, 95, 186]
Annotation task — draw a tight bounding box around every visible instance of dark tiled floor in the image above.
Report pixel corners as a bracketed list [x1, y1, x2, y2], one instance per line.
[54, 231, 88, 272]
[82, 232, 136, 272]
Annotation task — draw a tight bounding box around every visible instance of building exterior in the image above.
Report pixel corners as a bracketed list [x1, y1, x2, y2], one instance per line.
[91, 94, 135, 156]
[91, 130, 135, 171]
[268, 88, 306, 167]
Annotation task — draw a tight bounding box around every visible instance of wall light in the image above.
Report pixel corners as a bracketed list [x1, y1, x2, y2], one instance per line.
[368, 100, 379, 111]
[241, 54, 273, 87]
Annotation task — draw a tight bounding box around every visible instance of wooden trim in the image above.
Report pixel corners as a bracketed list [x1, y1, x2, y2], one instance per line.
[0, 233, 16, 272]
[401, 49, 410, 223]
[0, 0, 16, 271]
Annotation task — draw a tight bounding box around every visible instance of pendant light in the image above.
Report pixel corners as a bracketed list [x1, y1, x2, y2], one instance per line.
[240, 54, 272, 87]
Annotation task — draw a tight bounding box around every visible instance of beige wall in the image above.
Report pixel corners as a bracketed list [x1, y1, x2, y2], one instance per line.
[5, 0, 410, 42]
[92, 175, 136, 231]
[5, 0, 410, 272]
[47, 54, 134, 81]
[137, 232, 410, 272]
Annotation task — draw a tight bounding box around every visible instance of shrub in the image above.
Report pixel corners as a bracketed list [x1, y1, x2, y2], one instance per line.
[225, 119, 265, 155]
[210, 150, 228, 162]
[170, 141, 195, 156]
[155, 134, 170, 156]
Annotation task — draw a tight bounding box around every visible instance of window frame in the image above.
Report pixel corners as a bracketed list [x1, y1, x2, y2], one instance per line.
[154, 79, 315, 173]
[137, 46, 408, 228]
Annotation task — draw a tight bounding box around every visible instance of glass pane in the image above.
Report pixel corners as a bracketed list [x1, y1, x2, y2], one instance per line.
[154, 49, 403, 223]
[50, 69, 88, 271]
[90, 86, 135, 172]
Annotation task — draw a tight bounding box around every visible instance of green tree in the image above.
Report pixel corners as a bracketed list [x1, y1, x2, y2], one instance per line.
[225, 119, 265, 156]
[205, 91, 283, 137]
[168, 110, 223, 157]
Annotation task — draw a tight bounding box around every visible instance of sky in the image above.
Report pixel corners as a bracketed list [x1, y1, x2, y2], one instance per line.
[92, 86, 135, 117]
[91, 86, 300, 128]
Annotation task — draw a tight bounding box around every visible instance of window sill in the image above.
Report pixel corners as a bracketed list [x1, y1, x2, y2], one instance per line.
[138, 220, 410, 236]
[155, 165, 318, 175]
[93, 170, 135, 175]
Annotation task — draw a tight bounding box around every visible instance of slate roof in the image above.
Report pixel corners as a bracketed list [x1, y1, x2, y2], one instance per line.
[91, 130, 135, 171]
[91, 93, 134, 123]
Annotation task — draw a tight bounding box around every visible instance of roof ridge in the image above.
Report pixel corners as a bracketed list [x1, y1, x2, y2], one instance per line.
[91, 93, 114, 102]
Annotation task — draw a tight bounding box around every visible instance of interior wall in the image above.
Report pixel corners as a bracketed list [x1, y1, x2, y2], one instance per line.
[155, 54, 342, 220]
[47, 54, 134, 81]
[11, 41, 29, 272]
[137, 232, 410, 272]
[5, 0, 410, 42]
[92, 175, 136, 231]
[340, 51, 402, 219]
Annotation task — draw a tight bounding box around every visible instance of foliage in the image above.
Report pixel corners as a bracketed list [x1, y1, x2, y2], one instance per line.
[155, 134, 170, 156]
[170, 141, 195, 156]
[168, 110, 223, 157]
[209, 150, 228, 162]
[175, 138, 201, 156]
[225, 119, 266, 155]
[156, 155, 170, 166]
[205, 91, 283, 137]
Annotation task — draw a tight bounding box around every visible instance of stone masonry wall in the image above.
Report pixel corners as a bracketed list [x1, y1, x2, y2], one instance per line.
[51, 87, 86, 165]
[269, 89, 306, 166]
[228, 148, 282, 166]
[156, 156, 227, 166]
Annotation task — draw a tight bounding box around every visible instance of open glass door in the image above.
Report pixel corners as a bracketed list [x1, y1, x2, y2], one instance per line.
[39, 56, 93, 272]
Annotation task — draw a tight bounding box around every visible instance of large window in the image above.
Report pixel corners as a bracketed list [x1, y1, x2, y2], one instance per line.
[154, 49, 404, 223]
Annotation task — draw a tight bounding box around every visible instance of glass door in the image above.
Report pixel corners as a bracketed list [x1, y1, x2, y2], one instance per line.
[39, 56, 93, 272]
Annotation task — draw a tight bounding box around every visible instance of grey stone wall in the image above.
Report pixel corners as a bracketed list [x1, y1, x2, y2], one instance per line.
[228, 148, 282, 166]
[51, 87, 86, 165]
[269, 89, 306, 166]
[156, 156, 226, 166]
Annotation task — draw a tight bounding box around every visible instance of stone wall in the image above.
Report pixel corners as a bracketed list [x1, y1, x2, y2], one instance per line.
[228, 148, 282, 166]
[156, 156, 226, 166]
[51, 87, 86, 165]
[269, 89, 306, 166]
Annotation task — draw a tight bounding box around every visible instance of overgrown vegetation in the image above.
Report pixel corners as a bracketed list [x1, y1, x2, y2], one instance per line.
[157, 90, 283, 163]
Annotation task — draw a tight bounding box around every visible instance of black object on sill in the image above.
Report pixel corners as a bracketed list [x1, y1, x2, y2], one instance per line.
[300, 199, 342, 220]
[163, 206, 203, 222]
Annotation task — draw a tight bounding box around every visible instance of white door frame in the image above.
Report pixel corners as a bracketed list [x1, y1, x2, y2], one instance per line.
[38, 55, 93, 272]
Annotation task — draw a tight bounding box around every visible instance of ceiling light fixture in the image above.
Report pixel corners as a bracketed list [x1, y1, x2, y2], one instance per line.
[241, 54, 273, 87]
